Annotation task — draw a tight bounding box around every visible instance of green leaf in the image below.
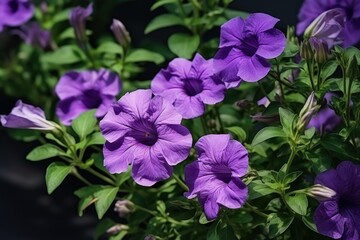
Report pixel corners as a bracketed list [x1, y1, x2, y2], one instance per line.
[266, 213, 294, 239]
[225, 126, 247, 141]
[168, 33, 200, 59]
[199, 212, 212, 224]
[285, 193, 308, 215]
[279, 108, 296, 136]
[151, 0, 177, 10]
[302, 215, 318, 233]
[251, 126, 286, 146]
[26, 144, 65, 161]
[248, 181, 278, 200]
[87, 132, 106, 146]
[72, 110, 97, 140]
[126, 49, 165, 64]
[94, 186, 119, 219]
[321, 134, 359, 161]
[283, 171, 302, 184]
[321, 60, 338, 81]
[45, 162, 72, 194]
[41, 46, 82, 65]
[74, 185, 104, 216]
[145, 14, 183, 34]
[94, 218, 117, 240]
[156, 200, 167, 217]
[96, 41, 123, 55]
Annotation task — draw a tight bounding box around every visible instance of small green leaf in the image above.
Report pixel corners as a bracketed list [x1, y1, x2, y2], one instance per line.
[145, 14, 183, 34]
[151, 0, 177, 10]
[41, 46, 82, 65]
[285, 193, 308, 216]
[225, 126, 247, 141]
[279, 108, 296, 136]
[252, 127, 286, 146]
[87, 132, 106, 146]
[266, 213, 294, 239]
[45, 162, 72, 194]
[96, 41, 123, 55]
[321, 134, 359, 161]
[72, 110, 97, 140]
[26, 144, 64, 161]
[156, 200, 167, 217]
[168, 33, 200, 59]
[283, 171, 302, 184]
[302, 215, 318, 233]
[94, 186, 119, 219]
[321, 60, 338, 81]
[199, 212, 212, 224]
[248, 181, 278, 200]
[126, 49, 165, 64]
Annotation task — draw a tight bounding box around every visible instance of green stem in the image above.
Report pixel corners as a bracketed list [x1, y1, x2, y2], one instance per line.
[317, 63, 322, 90]
[134, 204, 157, 216]
[284, 147, 297, 175]
[258, 81, 270, 101]
[85, 167, 116, 186]
[71, 168, 92, 186]
[214, 105, 224, 133]
[306, 60, 316, 91]
[173, 174, 189, 192]
[200, 116, 209, 134]
[176, 0, 186, 17]
[244, 203, 268, 218]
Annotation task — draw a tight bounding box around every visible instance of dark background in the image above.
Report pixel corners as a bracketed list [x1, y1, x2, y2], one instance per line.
[0, 0, 302, 239]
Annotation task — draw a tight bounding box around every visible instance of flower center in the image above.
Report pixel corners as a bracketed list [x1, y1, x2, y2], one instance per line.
[8, 0, 19, 13]
[183, 77, 204, 96]
[212, 165, 232, 184]
[82, 89, 103, 108]
[240, 34, 259, 57]
[131, 120, 158, 146]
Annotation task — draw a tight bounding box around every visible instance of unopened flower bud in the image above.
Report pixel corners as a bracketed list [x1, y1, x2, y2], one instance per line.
[304, 8, 345, 48]
[114, 199, 135, 218]
[308, 184, 337, 201]
[300, 39, 314, 60]
[111, 19, 131, 48]
[106, 224, 129, 235]
[69, 3, 93, 47]
[310, 37, 329, 64]
[236, 99, 252, 109]
[297, 92, 320, 132]
[251, 113, 279, 124]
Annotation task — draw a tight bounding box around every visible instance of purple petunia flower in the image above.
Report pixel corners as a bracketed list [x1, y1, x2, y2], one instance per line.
[151, 53, 225, 119]
[1, 100, 57, 131]
[0, 0, 34, 32]
[307, 93, 341, 134]
[55, 69, 121, 125]
[213, 13, 286, 85]
[184, 134, 248, 220]
[314, 161, 360, 239]
[69, 3, 92, 45]
[297, 0, 360, 47]
[100, 89, 192, 186]
[13, 22, 51, 49]
[304, 8, 346, 48]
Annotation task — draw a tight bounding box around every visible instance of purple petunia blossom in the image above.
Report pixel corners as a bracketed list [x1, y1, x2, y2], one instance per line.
[304, 8, 346, 48]
[55, 69, 121, 125]
[13, 22, 51, 49]
[69, 3, 92, 46]
[213, 13, 286, 85]
[307, 93, 341, 134]
[100, 89, 192, 186]
[0, 100, 57, 131]
[314, 161, 360, 239]
[151, 53, 225, 119]
[0, 0, 34, 32]
[184, 134, 248, 220]
[297, 0, 360, 47]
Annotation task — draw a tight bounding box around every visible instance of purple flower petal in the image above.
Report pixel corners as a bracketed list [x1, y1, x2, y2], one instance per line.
[173, 94, 205, 119]
[219, 17, 244, 48]
[314, 201, 345, 239]
[203, 192, 220, 220]
[0, 0, 34, 30]
[216, 178, 248, 209]
[245, 13, 280, 33]
[256, 29, 286, 59]
[237, 55, 271, 82]
[103, 138, 137, 173]
[146, 96, 182, 125]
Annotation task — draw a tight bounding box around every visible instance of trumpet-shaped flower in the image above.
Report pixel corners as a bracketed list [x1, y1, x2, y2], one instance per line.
[314, 161, 360, 239]
[1, 100, 57, 131]
[0, 0, 33, 31]
[151, 53, 225, 119]
[55, 69, 121, 125]
[185, 134, 248, 220]
[100, 89, 192, 186]
[213, 13, 286, 84]
[297, 0, 360, 47]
